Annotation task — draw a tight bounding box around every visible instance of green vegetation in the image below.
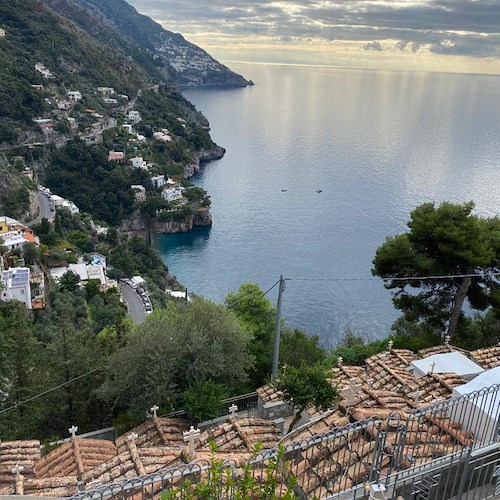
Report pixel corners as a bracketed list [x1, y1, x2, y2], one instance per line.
[161, 442, 298, 499]
[373, 201, 500, 339]
[100, 299, 252, 418]
[0, 163, 34, 218]
[182, 381, 227, 425]
[274, 364, 339, 432]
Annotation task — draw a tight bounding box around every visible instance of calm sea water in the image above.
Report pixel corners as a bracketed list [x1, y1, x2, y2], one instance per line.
[155, 63, 500, 348]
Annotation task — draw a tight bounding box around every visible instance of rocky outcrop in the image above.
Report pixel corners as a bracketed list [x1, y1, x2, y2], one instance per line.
[183, 146, 225, 178]
[120, 208, 212, 237]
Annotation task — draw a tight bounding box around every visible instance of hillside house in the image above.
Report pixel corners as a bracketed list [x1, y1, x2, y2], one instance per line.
[0, 28, 5, 37]
[153, 130, 172, 142]
[96, 87, 115, 95]
[1, 267, 32, 309]
[161, 184, 184, 202]
[50, 194, 79, 214]
[108, 151, 125, 162]
[67, 90, 82, 102]
[151, 175, 166, 188]
[127, 110, 141, 123]
[0, 216, 39, 250]
[131, 185, 146, 202]
[103, 97, 118, 105]
[130, 156, 148, 169]
[122, 124, 133, 134]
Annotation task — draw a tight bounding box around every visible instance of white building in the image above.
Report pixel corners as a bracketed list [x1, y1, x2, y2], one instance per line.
[152, 131, 172, 142]
[1, 267, 32, 309]
[122, 124, 133, 134]
[161, 184, 184, 202]
[451, 367, 500, 445]
[96, 87, 115, 95]
[0, 29, 6, 38]
[151, 175, 166, 188]
[67, 91, 82, 102]
[127, 110, 141, 123]
[1, 231, 27, 251]
[103, 98, 118, 105]
[130, 156, 148, 170]
[408, 352, 485, 381]
[50, 195, 79, 214]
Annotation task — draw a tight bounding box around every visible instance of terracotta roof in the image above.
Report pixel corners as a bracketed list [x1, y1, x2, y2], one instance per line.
[471, 343, 500, 369]
[35, 437, 117, 478]
[418, 343, 469, 357]
[0, 440, 40, 488]
[285, 406, 476, 498]
[257, 384, 283, 404]
[282, 410, 349, 443]
[82, 437, 181, 487]
[116, 417, 189, 452]
[197, 417, 281, 452]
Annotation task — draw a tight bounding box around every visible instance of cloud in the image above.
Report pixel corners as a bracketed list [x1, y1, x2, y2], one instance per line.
[127, 0, 500, 59]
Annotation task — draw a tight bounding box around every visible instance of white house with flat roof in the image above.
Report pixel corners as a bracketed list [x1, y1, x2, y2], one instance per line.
[1, 267, 32, 309]
[408, 352, 485, 381]
[151, 175, 166, 188]
[161, 184, 184, 202]
[0, 28, 6, 38]
[67, 90, 82, 102]
[130, 156, 148, 170]
[127, 110, 141, 123]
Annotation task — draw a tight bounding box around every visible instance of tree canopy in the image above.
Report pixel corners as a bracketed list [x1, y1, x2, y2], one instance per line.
[226, 283, 275, 388]
[373, 201, 500, 338]
[274, 364, 338, 432]
[100, 298, 252, 417]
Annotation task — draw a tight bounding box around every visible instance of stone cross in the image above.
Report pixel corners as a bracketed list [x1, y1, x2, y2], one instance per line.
[229, 404, 238, 417]
[68, 425, 78, 438]
[127, 432, 138, 443]
[12, 465, 24, 476]
[337, 356, 343, 367]
[444, 334, 451, 345]
[183, 426, 200, 454]
[429, 361, 437, 374]
[341, 378, 362, 407]
[387, 339, 394, 350]
[413, 390, 422, 404]
[151, 405, 159, 419]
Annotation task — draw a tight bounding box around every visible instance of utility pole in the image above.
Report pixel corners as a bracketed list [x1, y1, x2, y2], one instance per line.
[272, 275, 286, 378]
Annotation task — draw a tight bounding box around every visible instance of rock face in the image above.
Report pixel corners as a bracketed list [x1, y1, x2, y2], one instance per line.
[120, 208, 212, 237]
[183, 146, 225, 178]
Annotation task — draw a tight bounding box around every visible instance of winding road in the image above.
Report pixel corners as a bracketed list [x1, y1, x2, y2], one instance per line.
[119, 281, 146, 325]
[27, 190, 54, 227]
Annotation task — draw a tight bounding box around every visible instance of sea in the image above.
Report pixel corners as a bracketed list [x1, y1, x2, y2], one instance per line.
[154, 62, 500, 349]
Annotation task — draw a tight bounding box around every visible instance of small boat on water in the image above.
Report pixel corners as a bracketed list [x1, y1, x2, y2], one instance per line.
[316, 189, 323, 193]
[281, 189, 287, 192]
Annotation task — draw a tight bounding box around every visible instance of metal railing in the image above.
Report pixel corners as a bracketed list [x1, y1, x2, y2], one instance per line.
[162, 392, 259, 420]
[66, 384, 500, 499]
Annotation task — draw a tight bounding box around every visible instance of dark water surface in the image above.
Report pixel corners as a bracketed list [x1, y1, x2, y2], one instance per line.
[155, 63, 500, 348]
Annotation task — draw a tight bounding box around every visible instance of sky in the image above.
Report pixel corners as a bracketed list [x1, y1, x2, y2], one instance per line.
[127, 0, 500, 74]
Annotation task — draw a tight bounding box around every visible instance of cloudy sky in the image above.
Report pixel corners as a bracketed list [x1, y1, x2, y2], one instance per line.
[128, 0, 500, 73]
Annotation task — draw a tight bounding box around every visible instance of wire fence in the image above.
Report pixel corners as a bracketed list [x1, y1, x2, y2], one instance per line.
[66, 384, 500, 499]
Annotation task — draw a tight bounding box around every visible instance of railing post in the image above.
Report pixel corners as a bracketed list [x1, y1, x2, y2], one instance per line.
[456, 447, 472, 500]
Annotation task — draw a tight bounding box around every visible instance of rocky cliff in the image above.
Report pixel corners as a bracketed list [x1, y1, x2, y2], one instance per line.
[120, 208, 212, 237]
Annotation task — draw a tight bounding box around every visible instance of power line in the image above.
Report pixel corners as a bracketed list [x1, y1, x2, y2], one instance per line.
[0, 366, 105, 416]
[286, 272, 500, 283]
[226, 279, 280, 307]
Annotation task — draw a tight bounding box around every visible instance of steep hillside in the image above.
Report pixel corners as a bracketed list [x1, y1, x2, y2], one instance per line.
[0, 0, 148, 142]
[43, 0, 252, 88]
